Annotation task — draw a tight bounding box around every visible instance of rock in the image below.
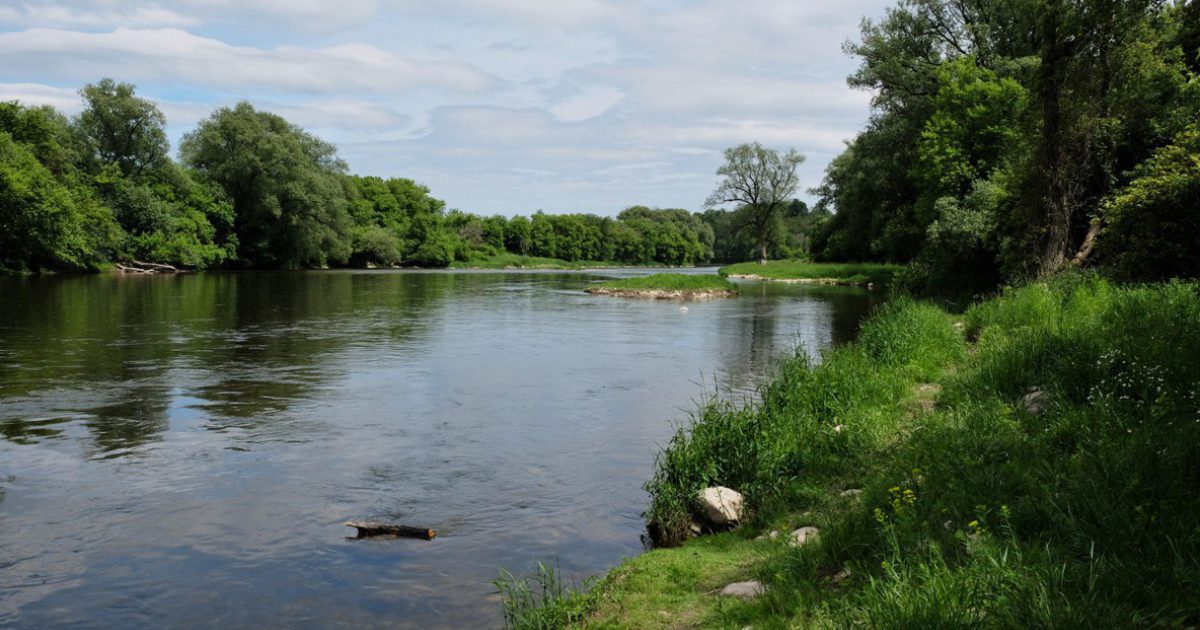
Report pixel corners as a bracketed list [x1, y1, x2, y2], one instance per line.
[830, 567, 852, 583]
[690, 522, 703, 536]
[914, 383, 942, 396]
[839, 488, 862, 499]
[953, 321, 965, 332]
[789, 526, 820, 547]
[697, 486, 743, 527]
[833, 424, 846, 433]
[1021, 388, 1050, 415]
[717, 581, 765, 599]
[755, 530, 781, 541]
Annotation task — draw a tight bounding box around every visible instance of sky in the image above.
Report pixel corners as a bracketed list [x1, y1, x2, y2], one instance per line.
[0, 0, 893, 216]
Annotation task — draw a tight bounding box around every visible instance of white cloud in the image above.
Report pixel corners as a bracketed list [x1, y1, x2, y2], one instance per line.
[547, 84, 623, 123]
[0, 0, 898, 214]
[0, 0, 378, 31]
[0, 82, 80, 112]
[0, 28, 498, 95]
[0, 3, 198, 29]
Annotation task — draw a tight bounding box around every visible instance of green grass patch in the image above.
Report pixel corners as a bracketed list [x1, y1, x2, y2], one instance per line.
[452, 254, 651, 270]
[719, 260, 903, 285]
[503, 273, 1200, 629]
[585, 272, 734, 297]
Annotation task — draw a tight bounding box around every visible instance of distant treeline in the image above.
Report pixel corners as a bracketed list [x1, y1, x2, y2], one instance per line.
[0, 80, 824, 272]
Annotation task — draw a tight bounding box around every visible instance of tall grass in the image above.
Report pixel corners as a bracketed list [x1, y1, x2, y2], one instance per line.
[719, 260, 903, 285]
[639, 273, 1200, 626]
[493, 561, 592, 629]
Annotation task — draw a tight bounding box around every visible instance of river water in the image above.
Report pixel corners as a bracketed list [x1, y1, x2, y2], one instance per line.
[0, 269, 882, 628]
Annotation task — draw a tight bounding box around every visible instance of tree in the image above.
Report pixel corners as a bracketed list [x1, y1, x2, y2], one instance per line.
[0, 130, 118, 270]
[505, 215, 532, 255]
[1097, 120, 1200, 280]
[74, 79, 169, 179]
[705, 142, 805, 263]
[180, 102, 353, 268]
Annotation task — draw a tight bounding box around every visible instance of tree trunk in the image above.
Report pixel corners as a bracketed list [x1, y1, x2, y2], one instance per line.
[1070, 218, 1101, 266]
[758, 242, 768, 265]
[1037, 8, 1073, 277]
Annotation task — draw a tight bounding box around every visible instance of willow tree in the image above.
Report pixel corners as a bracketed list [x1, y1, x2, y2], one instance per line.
[705, 142, 805, 264]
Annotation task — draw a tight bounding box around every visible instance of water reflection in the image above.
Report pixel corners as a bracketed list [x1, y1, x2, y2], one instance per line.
[0, 270, 882, 628]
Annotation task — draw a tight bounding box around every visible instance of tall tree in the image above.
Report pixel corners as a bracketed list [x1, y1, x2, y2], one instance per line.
[74, 79, 169, 179]
[705, 142, 805, 263]
[180, 102, 352, 268]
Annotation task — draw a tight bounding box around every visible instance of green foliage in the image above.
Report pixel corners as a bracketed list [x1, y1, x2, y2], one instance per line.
[0, 131, 118, 270]
[916, 58, 1028, 197]
[74, 79, 169, 179]
[815, 0, 1200, 289]
[1098, 120, 1200, 280]
[180, 102, 353, 268]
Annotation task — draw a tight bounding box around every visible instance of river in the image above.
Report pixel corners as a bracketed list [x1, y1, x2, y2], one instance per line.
[0, 269, 882, 628]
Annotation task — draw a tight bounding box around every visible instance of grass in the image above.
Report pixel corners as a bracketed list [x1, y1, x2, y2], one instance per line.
[493, 561, 593, 629]
[586, 273, 738, 298]
[452, 253, 656, 270]
[500, 273, 1200, 628]
[719, 260, 903, 285]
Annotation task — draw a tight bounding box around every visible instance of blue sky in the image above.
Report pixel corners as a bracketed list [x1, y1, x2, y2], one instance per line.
[0, 0, 893, 215]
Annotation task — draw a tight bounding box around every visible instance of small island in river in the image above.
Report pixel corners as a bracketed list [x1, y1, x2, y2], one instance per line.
[585, 273, 739, 300]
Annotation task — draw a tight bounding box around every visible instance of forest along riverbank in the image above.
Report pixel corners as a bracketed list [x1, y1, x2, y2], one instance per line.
[501, 274, 1200, 629]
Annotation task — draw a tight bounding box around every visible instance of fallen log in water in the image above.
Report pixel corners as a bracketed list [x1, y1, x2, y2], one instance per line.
[345, 521, 437, 540]
[115, 260, 181, 274]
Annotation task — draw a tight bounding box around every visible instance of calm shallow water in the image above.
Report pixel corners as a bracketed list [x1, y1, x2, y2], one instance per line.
[0, 269, 882, 628]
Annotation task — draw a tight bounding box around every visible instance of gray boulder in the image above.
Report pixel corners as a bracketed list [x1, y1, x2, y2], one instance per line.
[697, 486, 743, 527]
[1021, 388, 1050, 415]
[718, 580, 765, 599]
[789, 526, 820, 547]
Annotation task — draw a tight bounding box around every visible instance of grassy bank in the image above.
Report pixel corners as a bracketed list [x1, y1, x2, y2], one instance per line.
[503, 274, 1200, 627]
[451, 254, 660, 270]
[719, 260, 902, 286]
[586, 273, 738, 299]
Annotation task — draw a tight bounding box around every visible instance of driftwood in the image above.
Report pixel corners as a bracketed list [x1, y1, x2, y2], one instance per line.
[116, 260, 180, 274]
[345, 521, 436, 540]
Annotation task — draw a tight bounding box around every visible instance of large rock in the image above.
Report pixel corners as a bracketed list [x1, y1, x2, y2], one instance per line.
[717, 580, 765, 599]
[697, 486, 743, 527]
[1021, 388, 1050, 415]
[789, 526, 820, 547]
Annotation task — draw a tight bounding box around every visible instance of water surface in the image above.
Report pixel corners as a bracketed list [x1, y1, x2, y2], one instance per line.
[0, 270, 882, 628]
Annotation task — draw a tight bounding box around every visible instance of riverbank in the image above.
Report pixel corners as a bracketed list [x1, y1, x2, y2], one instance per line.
[501, 274, 1200, 628]
[719, 260, 902, 286]
[585, 274, 738, 300]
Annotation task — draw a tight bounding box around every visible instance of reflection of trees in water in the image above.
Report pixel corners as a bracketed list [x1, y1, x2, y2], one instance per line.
[0, 272, 454, 454]
[0, 417, 69, 444]
[715, 282, 886, 397]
